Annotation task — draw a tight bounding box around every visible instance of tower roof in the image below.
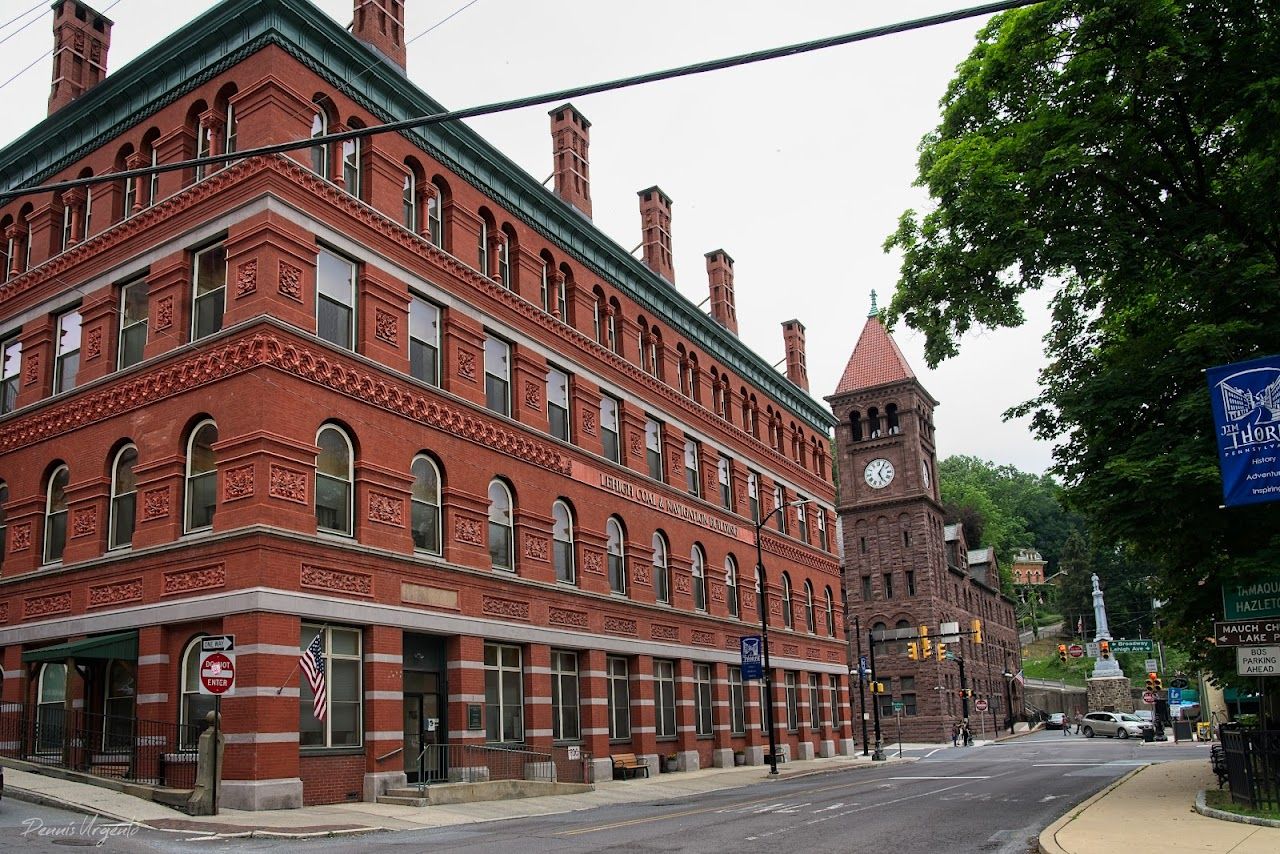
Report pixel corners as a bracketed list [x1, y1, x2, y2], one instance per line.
[833, 313, 915, 395]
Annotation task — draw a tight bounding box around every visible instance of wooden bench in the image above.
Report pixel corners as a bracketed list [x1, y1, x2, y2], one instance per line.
[611, 752, 650, 780]
[762, 747, 788, 763]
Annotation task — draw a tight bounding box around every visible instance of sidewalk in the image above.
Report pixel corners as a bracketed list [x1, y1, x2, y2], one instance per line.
[2, 750, 916, 839]
[1039, 759, 1280, 854]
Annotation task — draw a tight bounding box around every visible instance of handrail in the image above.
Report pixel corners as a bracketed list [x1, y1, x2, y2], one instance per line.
[375, 746, 403, 762]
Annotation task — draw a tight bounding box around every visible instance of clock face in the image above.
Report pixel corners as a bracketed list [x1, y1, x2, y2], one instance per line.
[864, 458, 895, 489]
[922, 460, 931, 488]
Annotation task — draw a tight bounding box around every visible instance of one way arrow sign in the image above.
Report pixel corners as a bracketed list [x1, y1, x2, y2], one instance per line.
[1215, 620, 1280, 647]
[200, 635, 236, 653]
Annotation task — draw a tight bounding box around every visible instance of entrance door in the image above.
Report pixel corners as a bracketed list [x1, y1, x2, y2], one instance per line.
[403, 671, 445, 783]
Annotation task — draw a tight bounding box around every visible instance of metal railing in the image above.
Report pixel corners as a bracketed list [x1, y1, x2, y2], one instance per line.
[412, 743, 589, 788]
[1220, 727, 1280, 811]
[0, 701, 201, 790]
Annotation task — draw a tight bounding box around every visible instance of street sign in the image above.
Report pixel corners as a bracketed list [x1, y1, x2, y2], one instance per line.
[201, 635, 235, 653]
[1236, 645, 1280, 675]
[1144, 659, 1159, 673]
[1085, 642, 1100, 658]
[1067, 644, 1084, 659]
[198, 650, 236, 695]
[1109, 639, 1153, 653]
[859, 655, 869, 677]
[975, 698, 989, 712]
[1167, 686, 1182, 704]
[939, 621, 960, 643]
[1142, 691, 1157, 704]
[1214, 619, 1280, 647]
[740, 636, 763, 681]
[1223, 577, 1280, 621]
[892, 701, 904, 713]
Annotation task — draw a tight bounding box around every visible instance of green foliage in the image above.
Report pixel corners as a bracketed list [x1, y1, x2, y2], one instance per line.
[887, 0, 1280, 687]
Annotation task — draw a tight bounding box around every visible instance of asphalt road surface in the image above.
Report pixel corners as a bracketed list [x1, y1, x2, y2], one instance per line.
[0, 733, 1209, 853]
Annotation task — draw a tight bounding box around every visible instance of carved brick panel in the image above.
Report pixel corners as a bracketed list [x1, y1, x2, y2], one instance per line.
[628, 431, 642, 459]
[278, 261, 302, 301]
[163, 564, 226, 595]
[268, 464, 307, 504]
[10, 522, 30, 551]
[691, 630, 715, 646]
[455, 517, 483, 545]
[142, 487, 170, 520]
[457, 350, 477, 381]
[523, 534, 549, 562]
[523, 380, 541, 411]
[71, 507, 96, 538]
[675, 573, 691, 594]
[374, 308, 398, 345]
[651, 624, 679, 641]
[582, 550, 603, 574]
[581, 410, 596, 436]
[23, 352, 38, 386]
[482, 596, 529, 621]
[782, 643, 800, 656]
[603, 615, 637, 636]
[548, 607, 588, 628]
[223, 464, 254, 501]
[236, 259, 258, 298]
[155, 296, 173, 330]
[807, 647, 820, 660]
[24, 591, 72, 619]
[85, 327, 102, 360]
[367, 492, 403, 526]
[88, 578, 143, 609]
[0, 602, 8, 623]
[632, 560, 650, 586]
[301, 564, 373, 597]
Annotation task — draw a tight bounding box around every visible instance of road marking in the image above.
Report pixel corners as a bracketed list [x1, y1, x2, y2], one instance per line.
[812, 803, 846, 812]
[925, 747, 945, 758]
[889, 775, 991, 780]
[1040, 795, 1059, 802]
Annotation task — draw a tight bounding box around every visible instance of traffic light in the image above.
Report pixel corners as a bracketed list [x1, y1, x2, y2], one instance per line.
[907, 642, 919, 661]
[1154, 676, 1164, 691]
[957, 688, 972, 699]
[1099, 640, 1111, 659]
[971, 618, 983, 645]
[936, 642, 947, 661]
[871, 681, 886, 695]
[1145, 672, 1158, 691]
[919, 626, 932, 659]
[1058, 644, 1068, 663]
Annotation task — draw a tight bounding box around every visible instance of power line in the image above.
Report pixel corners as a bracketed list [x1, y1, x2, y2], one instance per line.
[0, 0, 1041, 206]
[0, 0, 126, 95]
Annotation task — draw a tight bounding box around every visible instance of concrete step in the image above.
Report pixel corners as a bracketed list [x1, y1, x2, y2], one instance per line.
[376, 791, 429, 807]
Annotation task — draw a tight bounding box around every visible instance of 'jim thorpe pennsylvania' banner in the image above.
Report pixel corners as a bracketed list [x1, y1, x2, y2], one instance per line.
[1207, 354, 1280, 507]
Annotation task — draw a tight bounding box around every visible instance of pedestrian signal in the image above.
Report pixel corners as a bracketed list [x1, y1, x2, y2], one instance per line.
[1057, 644, 1068, 663]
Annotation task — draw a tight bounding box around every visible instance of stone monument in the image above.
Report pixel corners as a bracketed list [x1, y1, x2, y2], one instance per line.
[1085, 574, 1133, 713]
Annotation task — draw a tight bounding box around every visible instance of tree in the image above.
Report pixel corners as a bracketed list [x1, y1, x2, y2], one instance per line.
[886, 0, 1280, 685]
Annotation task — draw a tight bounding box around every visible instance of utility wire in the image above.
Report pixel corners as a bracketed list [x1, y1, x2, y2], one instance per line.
[0, 0, 1040, 205]
[0, 0, 126, 95]
[0, 1, 48, 44]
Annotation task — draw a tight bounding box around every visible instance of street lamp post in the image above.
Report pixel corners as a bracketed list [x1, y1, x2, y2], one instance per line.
[754, 498, 811, 776]
[868, 624, 885, 760]
[853, 614, 869, 756]
[1002, 666, 1016, 735]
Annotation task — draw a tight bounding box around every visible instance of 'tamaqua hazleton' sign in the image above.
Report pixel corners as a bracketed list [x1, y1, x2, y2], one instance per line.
[1206, 354, 1280, 507]
[1224, 578, 1280, 620]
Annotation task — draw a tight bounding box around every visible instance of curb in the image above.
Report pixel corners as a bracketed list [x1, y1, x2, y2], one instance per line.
[4, 785, 166, 832]
[1194, 789, 1280, 828]
[1037, 765, 1147, 854]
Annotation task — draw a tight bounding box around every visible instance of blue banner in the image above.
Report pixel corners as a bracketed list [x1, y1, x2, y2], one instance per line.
[1207, 355, 1280, 507]
[740, 635, 763, 680]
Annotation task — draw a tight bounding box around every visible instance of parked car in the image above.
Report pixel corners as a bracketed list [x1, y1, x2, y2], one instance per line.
[1133, 710, 1154, 723]
[1080, 711, 1154, 739]
[1046, 712, 1068, 730]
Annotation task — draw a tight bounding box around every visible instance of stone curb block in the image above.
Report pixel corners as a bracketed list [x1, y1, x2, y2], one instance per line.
[5, 785, 164, 832]
[1194, 789, 1280, 828]
[1037, 765, 1147, 854]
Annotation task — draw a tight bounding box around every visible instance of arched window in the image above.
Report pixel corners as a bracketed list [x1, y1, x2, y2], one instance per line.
[591, 286, 605, 344]
[652, 531, 670, 604]
[44, 464, 69, 564]
[825, 587, 836, 636]
[886, 403, 900, 434]
[488, 479, 514, 571]
[498, 224, 516, 290]
[725, 555, 740, 618]
[310, 103, 329, 176]
[804, 581, 816, 634]
[781, 572, 794, 629]
[607, 297, 622, 356]
[180, 636, 215, 746]
[691, 544, 707, 611]
[109, 444, 138, 549]
[552, 499, 575, 583]
[402, 168, 418, 231]
[36, 662, 67, 753]
[868, 407, 881, 439]
[103, 659, 136, 750]
[185, 420, 217, 532]
[410, 455, 441, 554]
[477, 211, 492, 277]
[606, 516, 626, 594]
[315, 425, 354, 535]
[342, 119, 363, 198]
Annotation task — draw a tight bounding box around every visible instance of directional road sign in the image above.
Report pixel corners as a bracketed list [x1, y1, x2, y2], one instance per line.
[1068, 644, 1084, 659]
[201, 635, 235, 652]
[1223, 577, 1280, 621]
[1214, 619, 1280, 647]
[1109, 639, 1153, 653]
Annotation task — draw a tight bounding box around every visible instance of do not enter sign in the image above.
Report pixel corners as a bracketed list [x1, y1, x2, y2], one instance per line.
[1068, 644, 1085, 659]
[1143, 691, 1157, 704]
[199, 651, 236, 695]
[974, 698, 989, 712]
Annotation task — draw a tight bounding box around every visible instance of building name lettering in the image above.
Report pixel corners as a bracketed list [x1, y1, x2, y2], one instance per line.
[599, 473, 739, 538]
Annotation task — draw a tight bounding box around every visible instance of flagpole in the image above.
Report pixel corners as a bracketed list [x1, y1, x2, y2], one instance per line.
[276, 625, 327, 695]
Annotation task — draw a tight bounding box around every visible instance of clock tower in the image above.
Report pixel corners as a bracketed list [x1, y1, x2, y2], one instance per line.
[827, 296, 1021, 744]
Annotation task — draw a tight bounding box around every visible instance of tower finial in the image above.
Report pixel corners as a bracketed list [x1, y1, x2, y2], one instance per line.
[868, 289, 878, 318]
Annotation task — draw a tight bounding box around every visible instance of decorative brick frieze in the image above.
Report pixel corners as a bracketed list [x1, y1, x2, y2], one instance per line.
[88, 578, 144, 608]
[781, 643, 799, 656]
[603, 615, 637, 636]
[482, 596, 529, 621]
[691, 630, 715, 646]
[301, 564, 372, 597]
[162, 564, 226, 596]
[548, 607, 588, 628]
[268, 464, 307, 503]
[24, 591, 72, 619]
[651, 624, 678, 641]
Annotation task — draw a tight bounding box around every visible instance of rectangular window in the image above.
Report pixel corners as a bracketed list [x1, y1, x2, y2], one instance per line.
[808, 673, 821, 729]
[195, 122, 212, 181]
[547, 367, 570, 441]
[797, 497, 810, 544]
[785, 672, 799, 732]
[830, 675, 842, 727]
[607, 656, 631, 740]
[316, 249, 356, 350]
[409, 295, 440, 387]
[299, 625, 362, 748]
[906, 570, 916, 596]
[484, 642, 524, 743]
[427, 191, 443, 247]
[729, 666, 745, 735]
[684, 439, 700, 495]
[600, 395, 620, 463]
[1, 337, 21, 414]
[645, 418, 663, 480]
[695, 663, 713, 737]
[655, 660, 677, 739]
[747, 471, 760, 522]
[818, 510, 829, 551]
[880, 683, 896, 719]
[718, 456, 733, 510]
[118, 277, 148, 369]
[497, 235, 511, 289]
[342, 138, 361, 198]
[773, 485, 786, 532]
[901, 676, 917, 716]
[883, 573, 894, 599]
[54, 309, 81, 394]
[861, 575, 873, 601]
[484, 336, 511, 416]
[550, 650, 580, 742]
[191, 244, 226, 342]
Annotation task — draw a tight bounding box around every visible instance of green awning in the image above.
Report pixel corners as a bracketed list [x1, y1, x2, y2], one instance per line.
[1224, 688, 1260, 703]
[22, 631, 138, 663]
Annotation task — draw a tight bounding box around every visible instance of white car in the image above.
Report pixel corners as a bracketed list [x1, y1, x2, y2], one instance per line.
[1080, 711, 1153, 739]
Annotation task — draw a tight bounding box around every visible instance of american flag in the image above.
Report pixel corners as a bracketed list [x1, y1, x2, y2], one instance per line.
[1014, 669, 1026, 686]
[300, 631, 327, 721]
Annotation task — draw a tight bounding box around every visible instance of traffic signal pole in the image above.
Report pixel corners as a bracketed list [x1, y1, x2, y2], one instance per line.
[854, 615, 869, 756]
[868, 627, 885, 761]
[959, 654, 970, 723]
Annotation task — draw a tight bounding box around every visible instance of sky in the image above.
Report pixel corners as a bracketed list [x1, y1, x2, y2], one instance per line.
[0, 0, 1056, 474]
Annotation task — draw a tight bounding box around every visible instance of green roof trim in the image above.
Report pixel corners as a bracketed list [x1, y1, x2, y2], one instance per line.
[22, 630, 139, 663]
[0, 0, 835, 432]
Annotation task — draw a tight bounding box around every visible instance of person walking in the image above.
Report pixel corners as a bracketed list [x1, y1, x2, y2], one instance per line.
[952, 722, 960, 747]
[1074, 712, 1084, 735]
[1062, 714, 1071, 736]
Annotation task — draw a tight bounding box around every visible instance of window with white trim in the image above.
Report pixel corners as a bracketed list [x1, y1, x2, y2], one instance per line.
[547, 367, 570, 442]
[484, 335, 511, 416]
[185, 420, 217, 532]
[552, 499, 575, 583]
[725, 555, 740, 618]
[797, 496, 810, 544]
[180, 636, 215, 747]
[44, 465, 69, 564]
[747, 470, 759, 522]
[409, 295, 440, 387]
[729, 666, 746, 735]
[694, 663, 713, 737]
[830, 675, 842, 727]
[315, 424, 354, 535]
[785, 672, 799, 731]
[550, 650, 580, 742]
[655, 659, 676, 739]
[300, 624, 362, 748]
[488, 479, 514, 571]
[484, 642, 523, 743]
[54, 309, 81, 394]
[410, 455, 441, 554]
[773, 484, 786, 533]
[2, 337, 21, 414]
[684, 439, 700, 495]
[652, 531, 670, 604]
[607, 516, 626, 595]
[691, 545, 707, 612]
[109, 445, 137, 549]
[316, 249, 356, 351]
[804, 581, 816, 634]
[191, 243, 226, 342]
[600, 395, 620, 462]
[607, 656, 630, 740]
[645, 418, 663, 480]
[118, 277, 148, 370]
[781, 573, 794, 630]
[718, 456, 732, 510]
[808, 673, 821, 729]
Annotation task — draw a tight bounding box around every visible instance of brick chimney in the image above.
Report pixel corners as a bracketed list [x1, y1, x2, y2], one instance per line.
[705, 249, 738, 334]
[782, 319, 809, 391]
[48, 0, 113, 116]
[549, 103, 592, 217]
[353, 0, 406, 71]
[638, 186, 674, 282]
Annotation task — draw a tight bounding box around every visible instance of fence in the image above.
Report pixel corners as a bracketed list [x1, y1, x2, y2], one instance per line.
[0, 701, 201, 789]
[1219, 728, 1280, 811]
[413, 742, 590, 787]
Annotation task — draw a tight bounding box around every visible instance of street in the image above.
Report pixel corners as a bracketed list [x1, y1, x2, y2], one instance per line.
[0, 734, 1209, 852]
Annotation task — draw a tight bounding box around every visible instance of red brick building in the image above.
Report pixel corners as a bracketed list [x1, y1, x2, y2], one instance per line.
[828, 306, 1022, 744]
[0, 0, 849, 809]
